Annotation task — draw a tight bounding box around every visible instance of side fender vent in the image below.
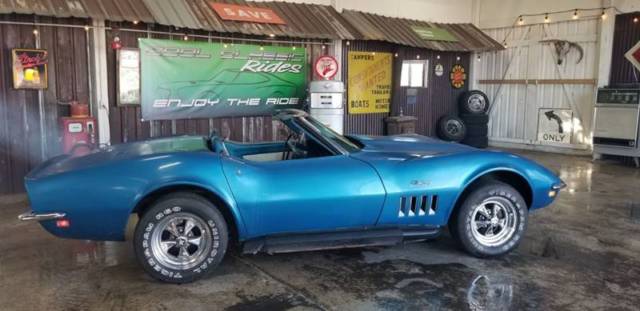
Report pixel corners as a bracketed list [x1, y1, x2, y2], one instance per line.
[399, 195, 438, 217]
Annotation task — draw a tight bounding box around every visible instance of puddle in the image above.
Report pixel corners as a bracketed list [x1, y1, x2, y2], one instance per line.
[299, 255, 539, 310]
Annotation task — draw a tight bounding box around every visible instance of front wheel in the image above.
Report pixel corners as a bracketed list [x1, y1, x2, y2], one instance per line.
[449, 182, 528, 257]
[134, 193, 228, 283]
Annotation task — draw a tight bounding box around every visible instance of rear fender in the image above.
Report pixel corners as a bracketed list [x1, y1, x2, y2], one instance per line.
[128, 180, 246, 239]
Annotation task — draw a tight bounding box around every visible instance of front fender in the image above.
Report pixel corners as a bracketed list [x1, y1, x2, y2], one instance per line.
[372, 151, 560, 227]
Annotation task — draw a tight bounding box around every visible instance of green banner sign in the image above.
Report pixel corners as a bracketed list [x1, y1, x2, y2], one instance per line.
[140, 39, 307, 120]
[411, 26, 458, 42]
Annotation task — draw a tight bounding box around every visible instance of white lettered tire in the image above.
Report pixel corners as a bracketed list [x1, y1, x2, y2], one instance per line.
[450, 181, 528, 257]
[134, 192, 228, 283]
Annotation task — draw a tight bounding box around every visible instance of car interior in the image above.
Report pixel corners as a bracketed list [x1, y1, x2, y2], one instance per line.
[210, 121, 333, 162]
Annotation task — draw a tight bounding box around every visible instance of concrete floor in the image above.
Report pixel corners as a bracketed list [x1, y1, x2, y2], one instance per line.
[1, 150, 639, 310]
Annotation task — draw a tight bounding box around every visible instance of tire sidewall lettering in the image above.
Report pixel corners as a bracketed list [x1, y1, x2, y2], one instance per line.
[140, 204, 222, 280]
[462, 185, 527, 256]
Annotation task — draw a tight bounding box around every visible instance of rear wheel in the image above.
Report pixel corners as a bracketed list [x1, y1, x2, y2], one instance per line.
[134, 192, 228, 283]
[449, 182, 527, 257]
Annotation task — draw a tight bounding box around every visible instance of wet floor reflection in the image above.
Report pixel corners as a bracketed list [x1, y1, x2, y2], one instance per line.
[466, 275, 513, 311]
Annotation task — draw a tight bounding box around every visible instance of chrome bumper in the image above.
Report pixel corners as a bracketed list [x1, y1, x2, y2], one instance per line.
[18, 211, 66, 221]
[552, 181, 567, 190]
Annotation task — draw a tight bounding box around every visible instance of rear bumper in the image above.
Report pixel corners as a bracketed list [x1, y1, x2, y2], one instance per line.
[18, 211, 66, 221]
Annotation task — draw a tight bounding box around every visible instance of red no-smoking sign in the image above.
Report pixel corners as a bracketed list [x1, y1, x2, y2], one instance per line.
[314, 55, 339, 80]
[625, 41, 640, 72]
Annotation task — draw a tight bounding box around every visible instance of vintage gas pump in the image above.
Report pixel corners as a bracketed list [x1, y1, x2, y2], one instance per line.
[309, 80, 345, 134]
[60, 102, 97, 156]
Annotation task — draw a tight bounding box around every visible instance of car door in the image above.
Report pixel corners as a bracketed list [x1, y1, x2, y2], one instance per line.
[221, 154, 386, 238]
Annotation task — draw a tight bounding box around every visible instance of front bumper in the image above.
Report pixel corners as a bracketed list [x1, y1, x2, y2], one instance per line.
[547, 181, 567, 199]
[552, 181, 567, 190]
[18, 211, 66, 221]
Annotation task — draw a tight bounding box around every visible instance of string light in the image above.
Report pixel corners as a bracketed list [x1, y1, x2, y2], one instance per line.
[346, 41, 350, 46]
[601, 9, 607, 20]
[416, 55, 420, 59]
[259, 45, 264, 51]
[183, 35, 188, 41]
[133, 20, 139, 25]
[456, 56, 461, 61]
[223, 43, 228, 48]
[634, 17, 639, 23]
[477, 55, 481, 62]
[32, 29, 38, 36]
[436, 55, 440, 60]
[321, 45, 326, 49]
[268, 33, 275, 38]
[544, 13, 550, 23]
[372, 52, 376, 56]
[84, 25, 90, 31]
[573, 9, 579, 19]
[518, 16, 524, 25]
[394, 53, 398, 57]
[292, 46, 297, 50]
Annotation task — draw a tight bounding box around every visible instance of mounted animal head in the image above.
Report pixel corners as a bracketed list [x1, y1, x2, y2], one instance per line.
[539, 39, 584, 65]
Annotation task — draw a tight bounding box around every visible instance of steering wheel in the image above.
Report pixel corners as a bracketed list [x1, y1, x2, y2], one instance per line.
[283, 132, 306, 160]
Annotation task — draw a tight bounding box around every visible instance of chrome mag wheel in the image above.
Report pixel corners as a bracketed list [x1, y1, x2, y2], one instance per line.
[150, 212, 212, 270]
[470, 197, 518, 247]
[446, 119, 464, 135]
[467, 93, 487, 113]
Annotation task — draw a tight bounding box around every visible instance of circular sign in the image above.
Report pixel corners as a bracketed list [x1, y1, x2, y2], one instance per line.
[450, 64, 467, 89]
[314, 55, 339, 80]
[434, 63, 444, 77]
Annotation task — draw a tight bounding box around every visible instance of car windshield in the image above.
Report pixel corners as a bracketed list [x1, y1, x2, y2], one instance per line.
[301, 116, 362, 153]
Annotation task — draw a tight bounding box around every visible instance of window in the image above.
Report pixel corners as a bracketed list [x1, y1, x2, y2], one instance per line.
[400, 60, 429, 87]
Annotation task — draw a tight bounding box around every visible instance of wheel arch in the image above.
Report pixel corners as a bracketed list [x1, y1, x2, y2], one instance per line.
[128, 183, 244, 244]
[447, 169, 533, 225]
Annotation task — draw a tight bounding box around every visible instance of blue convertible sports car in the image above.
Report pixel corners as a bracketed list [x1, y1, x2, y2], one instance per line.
[19, 109, 564, 283]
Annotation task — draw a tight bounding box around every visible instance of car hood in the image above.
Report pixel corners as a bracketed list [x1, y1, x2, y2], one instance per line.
[26, 136, 210, 180]
[348, 134, 477, 161]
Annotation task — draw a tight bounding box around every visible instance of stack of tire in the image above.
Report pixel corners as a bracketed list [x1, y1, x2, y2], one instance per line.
[458, 90, 489, 149]
[436, 90, 489, 149]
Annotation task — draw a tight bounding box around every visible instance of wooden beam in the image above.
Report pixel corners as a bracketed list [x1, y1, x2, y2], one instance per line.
[478, 79, 596, 85]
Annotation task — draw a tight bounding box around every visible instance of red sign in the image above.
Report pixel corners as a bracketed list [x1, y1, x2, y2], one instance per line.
[625, 41, 640, 72]
[314, 55, 339, 80]
[450, 64, 467, 89]
[209, 3, 286, 25]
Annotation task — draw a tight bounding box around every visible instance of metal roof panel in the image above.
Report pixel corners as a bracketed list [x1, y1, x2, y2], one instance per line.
[341, 10, 503, 52]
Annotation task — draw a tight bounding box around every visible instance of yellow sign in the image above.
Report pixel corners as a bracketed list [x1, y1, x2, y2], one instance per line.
[347, 52, 392, 114]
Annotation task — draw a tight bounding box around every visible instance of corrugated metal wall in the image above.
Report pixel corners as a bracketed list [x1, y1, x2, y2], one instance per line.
[106, 21, 333, 144]
[343, 40, 469, 136]
[610, 12, 640, 86]
[474, 19, 599, 147]
[0, 14, 90, 194]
